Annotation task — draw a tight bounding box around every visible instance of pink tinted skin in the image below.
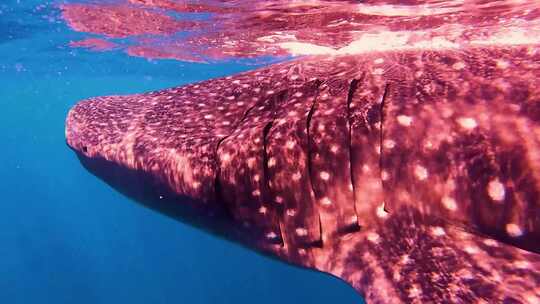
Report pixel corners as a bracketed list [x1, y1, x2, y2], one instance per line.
[66, 50, 540, 303]
[63, 1, 540, 303]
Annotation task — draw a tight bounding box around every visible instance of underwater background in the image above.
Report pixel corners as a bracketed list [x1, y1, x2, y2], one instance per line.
[0, 1, 363, 303]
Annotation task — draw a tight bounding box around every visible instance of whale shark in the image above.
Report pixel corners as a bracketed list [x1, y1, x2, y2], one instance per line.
[63, 0, 540, 303]
[66, 49, 540, 303]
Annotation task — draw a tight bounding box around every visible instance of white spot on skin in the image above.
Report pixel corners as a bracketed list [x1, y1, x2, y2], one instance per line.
[320, 171, 330, 181]
[295, 228, 308, 236]
[524, 294, 540, 304]
[456, 117, 478, 130]
[324, 108, 335, 115]
[506, 223, 524, 237]
[483, 239, 499, 247]
[383, 139, 395, 149]
[408, 285, 422, 298]
[397, 115, 413, 126]
[441, 196, 458, 211]
[464, 246, 479, 254]
[366, 232, 380, 243]
[288, 111, 298, 117]
[362, 164, 370, 173]
[392, 271, 401, 281]
[431, 226, 446, 237]
[266, 232, 278, 239]
[452, 62, 465, 70]
[496, 60, 510, 69]
[373, 68, 384, 75]
[399, 254, 410, 264]
[487, 179, 505, 202]
[321, 197, 332, 206]
[222, 153, 231, 162]
[247, 157, 256, 169]
[376, 203, 388, 218]
[513, 260, 530, 269]
[414, 165, 428, 181]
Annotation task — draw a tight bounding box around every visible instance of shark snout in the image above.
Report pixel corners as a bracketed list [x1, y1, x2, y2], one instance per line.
[65, 94, 142, 158]
[65, 100, 94, 155]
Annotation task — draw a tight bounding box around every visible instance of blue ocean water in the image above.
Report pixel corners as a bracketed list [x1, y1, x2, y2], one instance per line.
[0, 1, 363, 303]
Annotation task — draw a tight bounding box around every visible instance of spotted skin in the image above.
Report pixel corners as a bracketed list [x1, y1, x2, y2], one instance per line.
[381, 48, 540, 253]
[66, 46, 540, 303]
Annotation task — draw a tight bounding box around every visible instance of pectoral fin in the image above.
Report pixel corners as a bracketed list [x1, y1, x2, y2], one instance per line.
[326, 206, 540, 303]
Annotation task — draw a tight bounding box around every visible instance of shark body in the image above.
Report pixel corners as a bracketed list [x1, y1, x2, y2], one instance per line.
[66, 46, 540, 302]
